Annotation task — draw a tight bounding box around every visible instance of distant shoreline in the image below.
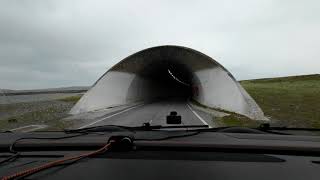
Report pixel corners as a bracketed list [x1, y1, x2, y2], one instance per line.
[1, 86, 90, 96]
[3, 90, 88, 96]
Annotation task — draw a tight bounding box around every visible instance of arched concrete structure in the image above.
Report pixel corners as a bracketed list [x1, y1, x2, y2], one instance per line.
[70, 45, 265, 120]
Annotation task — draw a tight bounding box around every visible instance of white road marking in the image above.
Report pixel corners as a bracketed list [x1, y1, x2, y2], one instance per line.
[10, 125, 47, 132]
[186, 103, 212, 128]
[78, 104, 144, 129]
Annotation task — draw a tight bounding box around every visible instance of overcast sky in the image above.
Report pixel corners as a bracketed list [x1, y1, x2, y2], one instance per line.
[0, 0, 319, 89]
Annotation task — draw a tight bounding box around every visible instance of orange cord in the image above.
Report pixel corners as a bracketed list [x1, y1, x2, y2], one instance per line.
[1, 141, 114, 180]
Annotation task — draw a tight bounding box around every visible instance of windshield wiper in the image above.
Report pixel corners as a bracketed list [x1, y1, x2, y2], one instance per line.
[65, 123, 209, 133]
[64, 125, 133, 133]
[258, 123, 320, 132]
[137, 123, 208, 130]
[66, 123, 320, 135]
[194, 125, 292, 135]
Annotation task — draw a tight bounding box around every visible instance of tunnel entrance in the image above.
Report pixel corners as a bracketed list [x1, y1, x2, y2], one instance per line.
[132, 60, 194, 100]
[71, 45, 265, 120]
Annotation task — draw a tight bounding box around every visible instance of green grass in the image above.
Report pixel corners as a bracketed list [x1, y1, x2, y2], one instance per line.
[58, 95, 82, 103]
[215, 113, 264, 127]
[240, 74, 320, 128]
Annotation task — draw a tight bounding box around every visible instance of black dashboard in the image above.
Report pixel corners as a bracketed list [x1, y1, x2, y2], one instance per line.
[1, 130, 320, 180]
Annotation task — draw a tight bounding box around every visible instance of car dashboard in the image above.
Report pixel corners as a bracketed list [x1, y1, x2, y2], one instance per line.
[0, 130, 320, 180]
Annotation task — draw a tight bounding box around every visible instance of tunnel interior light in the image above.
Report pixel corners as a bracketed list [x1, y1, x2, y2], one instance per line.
[167, 69, 190, 87]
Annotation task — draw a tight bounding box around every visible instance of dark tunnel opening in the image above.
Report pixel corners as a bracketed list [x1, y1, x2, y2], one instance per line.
[138, 60, 195, 100]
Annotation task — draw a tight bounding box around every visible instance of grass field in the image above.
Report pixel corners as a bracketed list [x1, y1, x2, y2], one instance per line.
[240, 74, 320, 128]
[0, 95, 82, 131]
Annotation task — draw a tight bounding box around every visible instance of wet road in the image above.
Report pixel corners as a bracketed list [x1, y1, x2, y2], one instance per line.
[78, 98, 213, 128]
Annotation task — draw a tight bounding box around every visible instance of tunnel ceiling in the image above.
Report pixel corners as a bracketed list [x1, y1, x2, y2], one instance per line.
[110, 46, 217, 75]
[71, 45, 265, 120]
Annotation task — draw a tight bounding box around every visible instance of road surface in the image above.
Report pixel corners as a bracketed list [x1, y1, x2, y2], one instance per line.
[78, 98, 213, 129]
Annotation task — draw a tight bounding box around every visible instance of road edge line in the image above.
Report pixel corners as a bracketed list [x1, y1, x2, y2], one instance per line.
[78, 103, 144, 129]
[187, 103, 212, 128]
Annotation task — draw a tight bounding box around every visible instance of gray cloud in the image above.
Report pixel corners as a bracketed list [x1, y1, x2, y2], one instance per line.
[0, 0, 319, 89]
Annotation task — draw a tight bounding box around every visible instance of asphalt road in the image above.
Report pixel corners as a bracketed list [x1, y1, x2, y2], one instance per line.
[78, 98, 213, 128]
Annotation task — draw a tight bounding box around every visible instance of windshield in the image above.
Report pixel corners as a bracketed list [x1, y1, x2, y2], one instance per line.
[0, 1, 319, 134]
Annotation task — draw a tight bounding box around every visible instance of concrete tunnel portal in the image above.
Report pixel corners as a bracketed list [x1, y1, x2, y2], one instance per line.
[71, 45, 265, 120]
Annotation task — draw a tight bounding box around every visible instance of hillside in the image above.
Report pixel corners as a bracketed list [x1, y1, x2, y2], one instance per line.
[241, 74, 320, 128]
